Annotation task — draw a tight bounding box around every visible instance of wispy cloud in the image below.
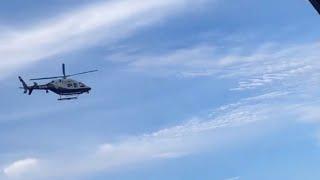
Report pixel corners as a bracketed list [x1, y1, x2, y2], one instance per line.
[20, 38, 319, 178]
[113, 42, 320, 91]
[0, 0, 209, 77]
[1, 93, 278, 179]
[3, 64, 319, 179]
[7, 86, 317, 179]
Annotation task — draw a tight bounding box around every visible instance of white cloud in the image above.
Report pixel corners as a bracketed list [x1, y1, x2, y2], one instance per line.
[3, 158, 39, 178]
[0, 0, 209, 77]
[5, 89, 315, 179]
[2, 94, 278, 179]
[114, 42, 320, 91]
[3, 75, 317, 180]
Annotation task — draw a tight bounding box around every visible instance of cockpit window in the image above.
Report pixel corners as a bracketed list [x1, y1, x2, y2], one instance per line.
[79, 83, 85, 87]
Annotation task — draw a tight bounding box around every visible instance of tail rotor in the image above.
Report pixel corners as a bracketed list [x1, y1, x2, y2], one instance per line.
[18, 76, 35, 95]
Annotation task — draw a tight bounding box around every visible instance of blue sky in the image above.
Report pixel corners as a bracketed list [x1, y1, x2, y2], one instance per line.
[1, 0, 320, 179]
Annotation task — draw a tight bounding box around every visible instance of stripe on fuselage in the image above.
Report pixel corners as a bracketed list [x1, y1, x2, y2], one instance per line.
[50, 87, 90, 95]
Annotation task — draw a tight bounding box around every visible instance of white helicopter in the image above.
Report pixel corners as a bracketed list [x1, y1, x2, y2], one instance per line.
[19, 64, 98, 100]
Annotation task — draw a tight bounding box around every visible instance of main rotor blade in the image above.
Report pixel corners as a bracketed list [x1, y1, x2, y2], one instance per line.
[62, 63, 66, 77]
[30, 76, 64, 81]
[67, 70, 98, 77]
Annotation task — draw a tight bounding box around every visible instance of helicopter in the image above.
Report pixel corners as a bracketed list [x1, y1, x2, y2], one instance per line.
[19, 64, 98, 101]
[309, 0, 320, 14]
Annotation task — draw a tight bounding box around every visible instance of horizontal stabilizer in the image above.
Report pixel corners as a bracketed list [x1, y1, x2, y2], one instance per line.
[309, 0, 320, 14]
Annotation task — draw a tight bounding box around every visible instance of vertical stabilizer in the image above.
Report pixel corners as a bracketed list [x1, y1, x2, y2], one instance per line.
[18, 76, 35, 95]
[18, 76, 29, 94]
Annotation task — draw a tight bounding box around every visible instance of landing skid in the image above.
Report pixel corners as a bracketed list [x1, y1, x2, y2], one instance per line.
[58, 97, 78, 101]
[58, 95, 78, 101]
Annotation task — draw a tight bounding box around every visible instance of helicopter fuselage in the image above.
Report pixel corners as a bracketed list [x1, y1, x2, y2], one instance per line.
[33, 78, 91, 95]
[19, 63, 97, 100]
